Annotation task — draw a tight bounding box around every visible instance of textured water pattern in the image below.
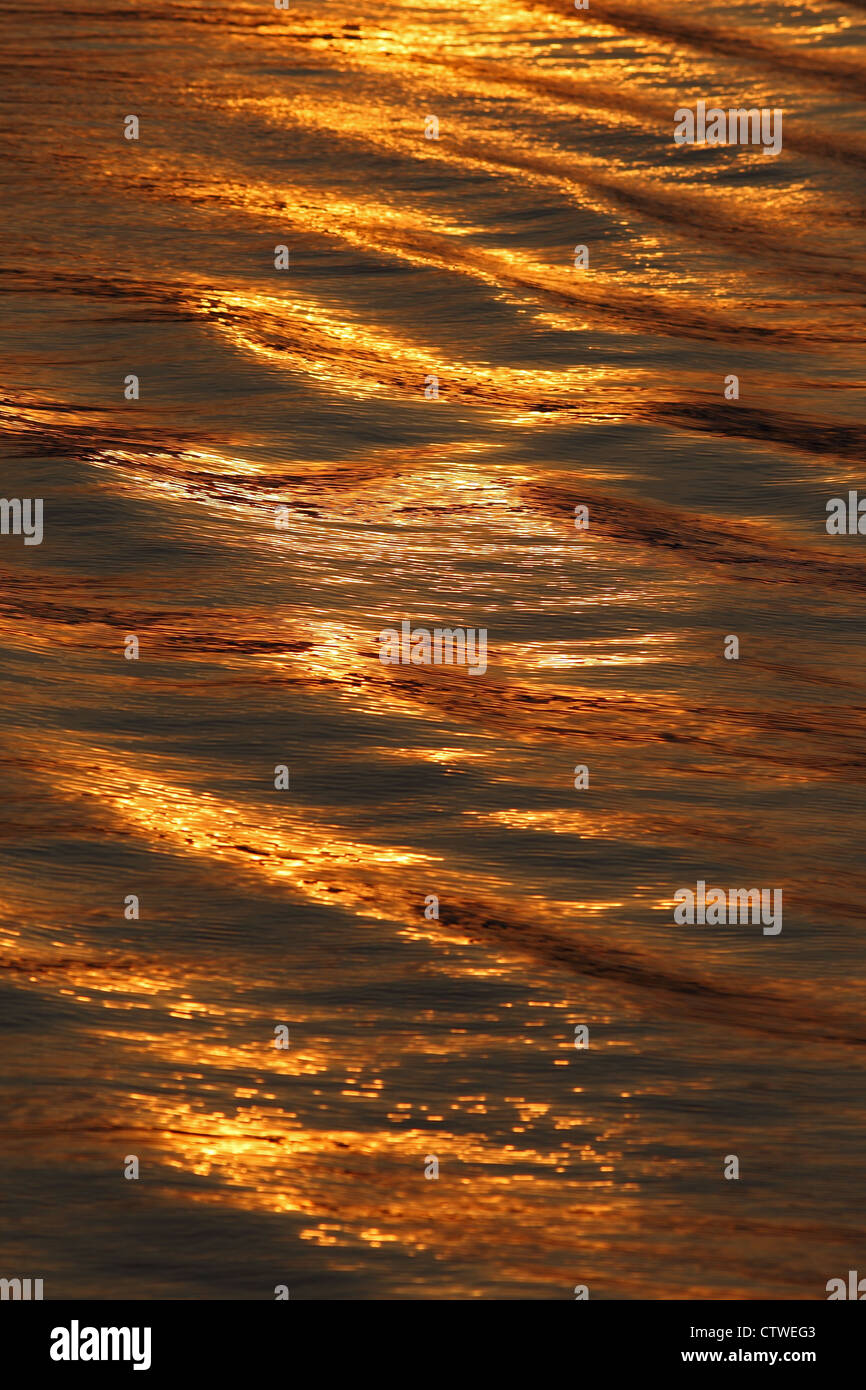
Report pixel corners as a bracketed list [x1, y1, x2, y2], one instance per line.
[1, 0, 865, 1299]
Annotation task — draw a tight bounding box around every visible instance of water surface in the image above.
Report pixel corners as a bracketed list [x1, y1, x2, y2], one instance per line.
[1, 0, 865, 1299]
